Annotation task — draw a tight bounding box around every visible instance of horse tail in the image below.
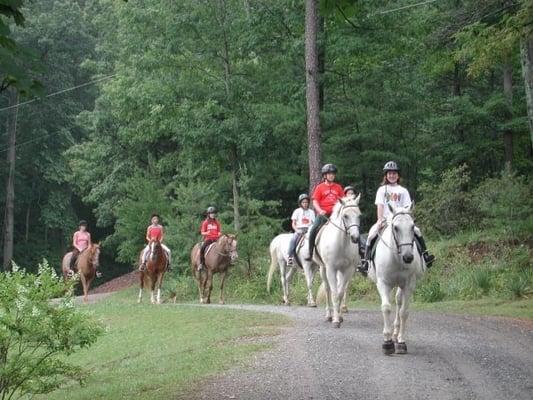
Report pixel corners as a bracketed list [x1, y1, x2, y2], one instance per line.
[267, 241, 278, 293]
[316, 281, 326, 305]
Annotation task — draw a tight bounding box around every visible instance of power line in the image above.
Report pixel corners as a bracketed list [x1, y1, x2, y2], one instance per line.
[0, 74, 115, 113]
[369, 0, 439, 16]
[0, 129, 75, 154]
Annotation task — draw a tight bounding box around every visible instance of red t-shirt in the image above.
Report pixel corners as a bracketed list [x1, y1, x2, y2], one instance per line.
[312, 181, 344, 214]
[147, 225, 163, 241]
[201, 218, 221, 241]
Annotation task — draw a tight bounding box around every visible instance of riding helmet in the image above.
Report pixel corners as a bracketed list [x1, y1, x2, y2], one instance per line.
[321, 163, 338, 175]
[343, 186, 355, 195]
[298, 193, 310, 205]
[383, 161, 400, 172]
[206, 206, 217, 214]
[78, 220, 88, 226]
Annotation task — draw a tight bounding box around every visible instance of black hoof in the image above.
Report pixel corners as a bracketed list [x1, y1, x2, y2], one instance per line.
[332, 321, 341, 328]
[395, 342, 407, 354]
[339, 316, 344, 323]
[382, 340, 395, 355]
[326, 316, 333, 322]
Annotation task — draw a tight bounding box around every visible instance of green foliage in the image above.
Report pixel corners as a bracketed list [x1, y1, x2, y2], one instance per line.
[0, 260, 103, 399]
[417, 164, 477, 236]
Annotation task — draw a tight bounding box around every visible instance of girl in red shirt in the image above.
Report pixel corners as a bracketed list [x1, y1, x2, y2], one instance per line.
[139, 214, 171, 271]
[198, 206, 222, 271]
[306, 163, 344, 260]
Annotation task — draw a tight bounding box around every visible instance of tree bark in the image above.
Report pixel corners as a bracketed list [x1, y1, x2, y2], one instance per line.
[503, 62, 513, 167]
[231, 162, 240, 232]
[305, 0, 322, 193]
[2, 88, 19, 271]
[520, 35, 533, 153]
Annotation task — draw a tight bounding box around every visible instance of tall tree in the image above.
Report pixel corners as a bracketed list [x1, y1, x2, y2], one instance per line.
[305, 0, 322, 191]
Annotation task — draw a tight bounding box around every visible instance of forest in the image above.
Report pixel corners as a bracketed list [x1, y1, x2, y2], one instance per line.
[1, 0, 532, 284]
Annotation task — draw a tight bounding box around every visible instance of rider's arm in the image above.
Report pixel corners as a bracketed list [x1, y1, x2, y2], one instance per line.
[200, 220, 209, 237]
[72, 232, 79, 250]
[145, 227, 151, 242]
[313, 199, 325, 215]
[377, 204, 384, 223]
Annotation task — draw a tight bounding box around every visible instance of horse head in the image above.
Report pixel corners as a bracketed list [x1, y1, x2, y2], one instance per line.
[89, 242, 101, 269]
[388, 203, 415, 264]
[149, 239, 162, 262]
[224, 234, 238, 264]
[336, 194, 361, 244]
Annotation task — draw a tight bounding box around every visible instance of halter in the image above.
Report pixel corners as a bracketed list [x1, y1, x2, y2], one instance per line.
[327, 204, 361, 235]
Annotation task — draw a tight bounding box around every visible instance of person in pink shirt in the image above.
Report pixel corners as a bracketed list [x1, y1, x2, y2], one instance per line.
[198, 206, 222, 271]
[139, 214, 171, 271]
[69, 220, 102, 277]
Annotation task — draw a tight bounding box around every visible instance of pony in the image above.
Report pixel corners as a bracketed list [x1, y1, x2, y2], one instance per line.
[369, 203, 426, 354]
[191, 234, 238, 304]
[138, 239, 168, 304]
[267, 233, 319, 306]
[314, 195, 361, 328]
[61, 243, 101, 303]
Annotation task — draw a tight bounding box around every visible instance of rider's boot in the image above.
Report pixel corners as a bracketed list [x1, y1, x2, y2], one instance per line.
[422, 251, 435, 268]
[287, 256, 294, 266]
[357, 245, 370, 276]
[138, 262, 146, 272]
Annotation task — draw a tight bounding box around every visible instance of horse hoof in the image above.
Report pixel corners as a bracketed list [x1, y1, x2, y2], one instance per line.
[332, 321, 341, 328]
[339, 316, 344, 323]
[308, 302, 317, 308]
[395, 342, 407, 354]
[382, 340, 395, 355]
[325, 316, 333, 322]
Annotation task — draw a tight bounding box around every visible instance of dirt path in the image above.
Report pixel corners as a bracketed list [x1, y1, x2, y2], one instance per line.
[190, 304, 533, 400]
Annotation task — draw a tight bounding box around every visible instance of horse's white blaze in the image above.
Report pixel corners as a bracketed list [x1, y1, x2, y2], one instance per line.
[315, 196, 361, 326]
[370, 204, 425, 347]
[268, 233, 318, 306]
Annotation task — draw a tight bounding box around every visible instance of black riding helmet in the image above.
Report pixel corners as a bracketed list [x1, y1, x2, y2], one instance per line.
[383, 161, 400, 173]
[321, 163, 337, 175]
[343, 186, 356, 195]
[298, 193, 310, 205]
[206, 206, 217, 214]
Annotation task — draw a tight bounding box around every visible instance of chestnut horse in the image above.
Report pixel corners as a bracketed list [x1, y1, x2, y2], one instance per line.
[191, 234, 238, 304]
[61, 243, 101, 303]
[138, 239, 168, 304]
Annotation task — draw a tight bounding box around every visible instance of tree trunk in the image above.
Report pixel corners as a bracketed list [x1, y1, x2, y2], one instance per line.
[305, 0, 322, 193]
[503, 62, 513, 167]
[231, 163, 240, 232]
[2, 88, 19, 271]
[520, 35, 533, 154]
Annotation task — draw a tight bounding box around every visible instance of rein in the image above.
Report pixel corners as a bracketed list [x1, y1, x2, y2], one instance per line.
[326, 204, 360, 235]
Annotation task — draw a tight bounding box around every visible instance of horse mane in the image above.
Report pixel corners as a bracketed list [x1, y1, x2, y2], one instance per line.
[332, 196, 361, 218]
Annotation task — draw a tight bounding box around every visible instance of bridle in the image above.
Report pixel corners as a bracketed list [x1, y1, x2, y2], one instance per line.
[379, 211, 414, 255]
[327, 204, 361, 235]
[216, 235, 238, 259]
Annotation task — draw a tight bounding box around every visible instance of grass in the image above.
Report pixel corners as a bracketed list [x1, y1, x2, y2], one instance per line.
[35, 291, 289, 400]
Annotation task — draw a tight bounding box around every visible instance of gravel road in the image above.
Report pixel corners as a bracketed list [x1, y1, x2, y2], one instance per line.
[190, 304, 533, 400]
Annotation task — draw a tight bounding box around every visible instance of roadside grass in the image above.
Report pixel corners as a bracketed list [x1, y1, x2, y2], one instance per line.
[35, 292, 289, 400]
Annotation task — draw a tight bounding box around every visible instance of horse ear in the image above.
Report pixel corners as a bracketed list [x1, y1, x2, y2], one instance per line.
[339, 198, 346, 206]
[354, 193, 361, 205]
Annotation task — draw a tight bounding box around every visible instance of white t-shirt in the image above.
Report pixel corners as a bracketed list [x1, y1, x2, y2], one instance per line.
[291, 208, 316, 231]
[375, 184, 411, 219]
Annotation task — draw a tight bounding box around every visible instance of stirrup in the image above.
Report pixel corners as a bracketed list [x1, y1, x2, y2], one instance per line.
[357, 260, 369, 275]
[423, 252, 435, 268]
[67, 269, 74, 278]
[197, 263, 205, 272]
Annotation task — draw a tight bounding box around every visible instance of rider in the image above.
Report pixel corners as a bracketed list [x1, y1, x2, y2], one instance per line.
[287, 193, 315, 266]
[358, 161, 435, 275]
[305, 163, 344, 261]
[139, 214, 172, 272]
[70, 220, 102, 278]
[198, 206, 222, 272]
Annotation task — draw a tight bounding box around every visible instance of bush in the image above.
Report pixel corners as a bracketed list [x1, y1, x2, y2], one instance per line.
[0, 261, 104, 399]
[417, 164, 478, 236]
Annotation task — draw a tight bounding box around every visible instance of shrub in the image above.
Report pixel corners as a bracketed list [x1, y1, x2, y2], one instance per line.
[0, 261, 104, 399]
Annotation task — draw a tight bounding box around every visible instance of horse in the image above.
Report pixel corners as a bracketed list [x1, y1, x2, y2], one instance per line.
[368, 203, 426, 355]
[61, 243, 101, 303]
[138, 239, 168, 304]
[314, 195, 361, 328]
[191, 234, 238, 304]
[267, 233, 319, 306]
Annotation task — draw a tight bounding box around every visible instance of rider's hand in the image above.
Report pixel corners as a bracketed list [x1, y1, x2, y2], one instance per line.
[319, 209, 327, 216]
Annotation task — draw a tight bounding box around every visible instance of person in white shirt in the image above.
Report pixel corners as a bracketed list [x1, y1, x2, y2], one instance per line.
[358, 161, 434, 275]
[288, 193, 316, 266]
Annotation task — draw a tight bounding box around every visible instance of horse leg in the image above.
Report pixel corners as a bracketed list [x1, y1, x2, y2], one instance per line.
[219, 271, 227, 305]
[206, 271, 214, 304]
[393, 287, 402, 342]
[150, 274, 157, 304]
[284, 266, 296, 306]
[279, 263, 289, 305]
[376, 279, 395, 354]
[338, 267, 354, 322]
[138, 272, 144, 303]
[156, 272, 164, 304]
[395, 282, 414, 354]
[303, 262, 317, 307]
[341, 280, 351, 314]
[319, 266, 333, 322]
[325, 267, 342, 327]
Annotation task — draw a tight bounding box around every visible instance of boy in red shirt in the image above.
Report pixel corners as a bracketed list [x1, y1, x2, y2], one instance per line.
[139, 214, 171, 271]
[198, 206, 222, 271]
[305, 163, 344, 260]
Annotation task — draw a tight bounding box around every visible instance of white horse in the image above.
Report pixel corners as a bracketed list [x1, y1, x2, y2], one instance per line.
[314, 195, 361, 328]
[369, 203, 426, 355]
[267, 233, 318, 306]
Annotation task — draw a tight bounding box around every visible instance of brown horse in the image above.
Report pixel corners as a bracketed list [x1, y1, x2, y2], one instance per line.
[138, 239, 168, 304]
[61, 243, 101, 303]
[191, 234, 238, 304]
